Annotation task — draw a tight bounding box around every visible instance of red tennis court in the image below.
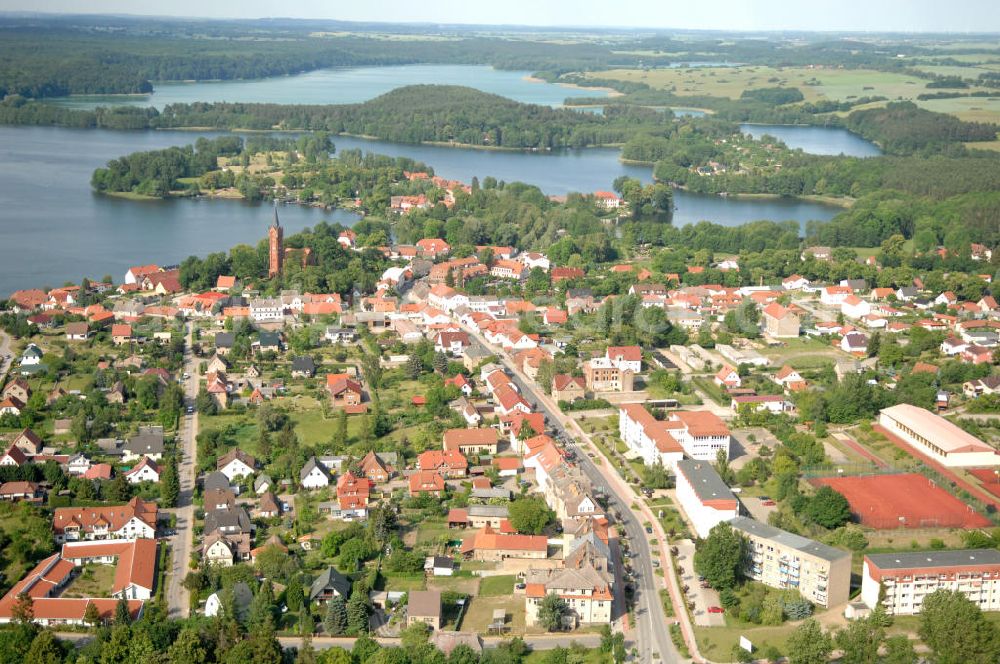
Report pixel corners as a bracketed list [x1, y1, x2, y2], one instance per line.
[811, 473, 991, 529]
[968, 469, 1000, 500]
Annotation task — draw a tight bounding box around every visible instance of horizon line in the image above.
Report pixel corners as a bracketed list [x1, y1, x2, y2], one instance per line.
[2, 10, 1000, 35]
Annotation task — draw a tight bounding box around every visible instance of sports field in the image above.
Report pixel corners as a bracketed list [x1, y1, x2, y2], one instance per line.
[811, 473, 992, 530]
[969, 469, 1000, 499]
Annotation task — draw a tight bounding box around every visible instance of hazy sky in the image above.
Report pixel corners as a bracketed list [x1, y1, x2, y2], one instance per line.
[2, 0, 999, 32]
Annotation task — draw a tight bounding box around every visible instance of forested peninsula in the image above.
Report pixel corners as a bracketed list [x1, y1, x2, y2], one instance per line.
[0, 86, 669, 149]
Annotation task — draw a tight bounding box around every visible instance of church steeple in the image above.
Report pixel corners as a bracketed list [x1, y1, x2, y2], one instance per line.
[268, 202, 284, 278]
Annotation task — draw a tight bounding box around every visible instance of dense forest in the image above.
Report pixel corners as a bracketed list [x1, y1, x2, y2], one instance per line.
[154, 86, 670, 148]
[90, 136, 245, 197]
[1, 85, 673, 149]
[1, 16, 994, 100]
[0, 17, 654, 99]
[845, 102, 1000, 154]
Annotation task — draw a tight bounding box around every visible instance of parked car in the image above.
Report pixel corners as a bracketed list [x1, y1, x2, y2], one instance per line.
[761, 499, 776, 506]
[708, 606, 724, 614]
[645, 526, 653, 534]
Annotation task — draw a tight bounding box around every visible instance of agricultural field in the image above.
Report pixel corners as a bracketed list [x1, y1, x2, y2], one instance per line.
[585, 66, 929, 103]
[919, 95, 1000, 123]
[584, 65, 1000, 123]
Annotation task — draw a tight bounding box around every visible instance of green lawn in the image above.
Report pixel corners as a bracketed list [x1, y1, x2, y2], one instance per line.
[461, 595, 528, 634]
[478, 575, 517, 597]
[692, 377, 728, 406]
[382, 573, 426, 592]
[759, 337, 840, 369]
[694, 623, 795, 662]
[415, 519, 454, 548]
[524, 649, 608, 664]
[60, 564, 116, 598]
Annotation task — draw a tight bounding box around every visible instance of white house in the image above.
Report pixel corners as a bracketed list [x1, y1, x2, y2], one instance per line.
[124, 457, 160, 484]
[218, 450, 256, 481]
[841, 295, 872, 320]
[941, 337, 969, 356]
[714, 365, 742, 389]
[428, 285, 469, 313]
[605, 346, 642, 374]
[820, 286, 852, 306]
[20, 344, 43, 366]
[520, 252, 551, 271]
[249, 298, 284, 323]
[841, 332, 869, 354]
[782, 275, 810, 291]
[731, 395, 794, 415]
[425, 555, 455, 577]
[300, 457, 331, 489]
[67, 454, 92, 476]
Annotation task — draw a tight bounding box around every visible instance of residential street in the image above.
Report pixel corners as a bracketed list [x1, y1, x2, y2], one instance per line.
[164, 323, 200, 618]
[0, 329, 13, 383]
[462, 324, 691, 664]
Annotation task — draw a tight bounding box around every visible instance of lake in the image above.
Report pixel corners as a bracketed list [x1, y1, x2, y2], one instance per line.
[0, 127, 353, 294]
[48, 65, 613, 110]
[740, 123, 881, 157]
[0, 125, 842, 295]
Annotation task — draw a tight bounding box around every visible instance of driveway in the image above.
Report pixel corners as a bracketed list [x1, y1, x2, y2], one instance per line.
[675, 540, 724, 627]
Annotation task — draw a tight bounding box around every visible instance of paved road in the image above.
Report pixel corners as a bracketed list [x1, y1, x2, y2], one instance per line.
[165, 323, 200, 618]
[0, 329, 13, 384]
[463, 326, 682, 664]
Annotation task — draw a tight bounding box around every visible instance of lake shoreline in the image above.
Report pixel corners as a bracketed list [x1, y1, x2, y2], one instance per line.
[522, 74, 624, 99]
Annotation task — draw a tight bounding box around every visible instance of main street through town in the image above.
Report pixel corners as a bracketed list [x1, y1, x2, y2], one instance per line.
[164, 323, 201, 618]
[461, 324, 691, 664]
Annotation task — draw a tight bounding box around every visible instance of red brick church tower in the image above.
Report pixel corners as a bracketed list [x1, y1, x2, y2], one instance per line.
[268, 203, 283, 278]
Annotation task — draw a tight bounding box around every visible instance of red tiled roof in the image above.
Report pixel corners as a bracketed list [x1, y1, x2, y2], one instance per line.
[671, 410, 731, 438]
[62, 538, 157, 594]
[460, 524, 548, 554]
[619, 404, 683, 454]
[607, 345, 641, 362]
[52, 497, 157, 536]
[409, 471, 445, 494]
[418, 450, 469, 472]
[493, 457, 522, 471]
